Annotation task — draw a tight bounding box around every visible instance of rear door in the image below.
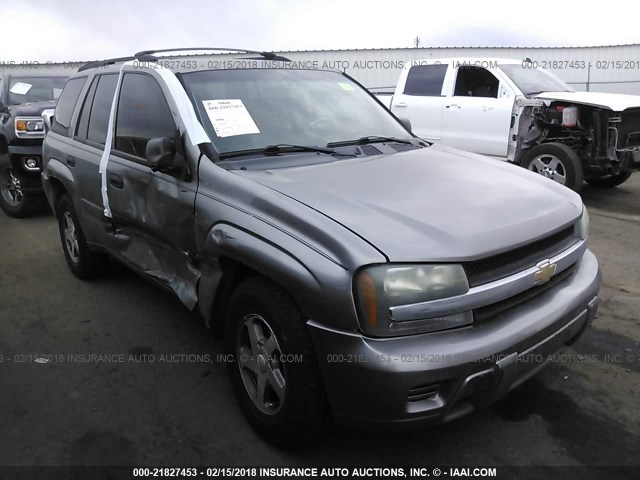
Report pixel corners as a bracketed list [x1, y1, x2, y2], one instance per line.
[105, 71, 200, 307]
[391, 63, 449, 141]
[70, 73, 119, 241]
[441, 65, 515, 157]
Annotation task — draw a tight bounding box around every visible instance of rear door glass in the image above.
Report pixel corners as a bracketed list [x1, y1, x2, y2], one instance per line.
[403, 64, 448, 96]
[86, 74, 119, 146]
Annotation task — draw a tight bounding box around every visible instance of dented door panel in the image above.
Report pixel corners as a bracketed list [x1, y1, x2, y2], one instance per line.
[106, 155, 200, 309]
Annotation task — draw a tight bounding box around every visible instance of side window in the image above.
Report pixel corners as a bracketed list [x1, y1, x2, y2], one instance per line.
[75, 76, 99, 141]
[403, 64, 448, 96]
[51, 77, 86, 136]
[453, 67, 499, 98]
[86, 74, 119, 146]
[115, 73, 176, 159]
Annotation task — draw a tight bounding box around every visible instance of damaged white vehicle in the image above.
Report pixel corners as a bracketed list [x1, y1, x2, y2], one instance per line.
[382, 58, 640, 191]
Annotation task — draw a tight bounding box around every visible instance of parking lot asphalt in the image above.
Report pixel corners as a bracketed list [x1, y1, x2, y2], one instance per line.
[0, 174, 639, 476]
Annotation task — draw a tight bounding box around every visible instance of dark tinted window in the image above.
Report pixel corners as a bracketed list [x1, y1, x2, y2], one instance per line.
[115, 73, 175, 159]
[87, 74, 119, 145]
[403, 64, 448, 96]
[51, 77, 86, 136]
[75, 77, 99, 140]
[453, 66, 499, 98]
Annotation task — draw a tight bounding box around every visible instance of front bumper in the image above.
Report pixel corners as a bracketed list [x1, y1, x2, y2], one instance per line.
[309, 249, 601, 431]
[7, 146, 44, 194]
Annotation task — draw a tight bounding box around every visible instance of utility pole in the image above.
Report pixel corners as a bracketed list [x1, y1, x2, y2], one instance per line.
[413, 36, 421, 48]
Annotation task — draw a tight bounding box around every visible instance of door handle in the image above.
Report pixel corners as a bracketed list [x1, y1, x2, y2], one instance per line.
[109, 173, 124, 189]
[394, 102, 407, 107]
[446, 104, 461, 109]
[66, 155, 76, 167]
[483, 105, 494, 111]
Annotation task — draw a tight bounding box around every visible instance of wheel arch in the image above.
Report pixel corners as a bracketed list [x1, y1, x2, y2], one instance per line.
[197, 223, 343, 338]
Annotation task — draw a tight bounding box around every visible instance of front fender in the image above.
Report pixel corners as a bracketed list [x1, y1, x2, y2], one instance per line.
[198, 222, 359, 332]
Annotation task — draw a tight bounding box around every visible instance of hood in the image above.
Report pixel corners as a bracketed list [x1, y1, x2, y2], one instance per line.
[534, 91, 640, 111]
[4, 100, 57, 116]
[237, 145, 583, 262]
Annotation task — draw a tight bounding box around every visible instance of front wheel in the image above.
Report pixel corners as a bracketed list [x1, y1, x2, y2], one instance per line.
[225, 277, 329, 447]
[520, 143, 584, 192]
[56, 194, 110, 279]
[0, 158, 45, 218]
[586, 170, 633, 188]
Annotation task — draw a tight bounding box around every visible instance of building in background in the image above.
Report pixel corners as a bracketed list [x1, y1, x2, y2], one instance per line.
[2, 44, 640, 94]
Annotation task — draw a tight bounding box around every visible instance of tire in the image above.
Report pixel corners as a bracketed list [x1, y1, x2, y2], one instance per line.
[225, 276, 329, 447]
[0, 158, 45, 218]
[56, 194, 110, 279]
[520, 143, 584, 192]
[586, 170, 633, 188]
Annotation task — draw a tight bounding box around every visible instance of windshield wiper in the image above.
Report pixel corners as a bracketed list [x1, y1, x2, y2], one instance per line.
[327, 136, 416, 147]
[219, 144, 347, 159]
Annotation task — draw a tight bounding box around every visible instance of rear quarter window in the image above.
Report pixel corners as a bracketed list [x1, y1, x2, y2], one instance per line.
[403, 64, 448, 96]
[51, 77, 86, 136]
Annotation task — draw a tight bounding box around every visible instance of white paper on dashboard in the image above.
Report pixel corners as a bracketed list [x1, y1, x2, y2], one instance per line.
[10, 82, 32, 95]
[201, 99, 260, 138]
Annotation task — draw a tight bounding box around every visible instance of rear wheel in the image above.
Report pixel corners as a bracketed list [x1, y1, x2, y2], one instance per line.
[225, 276, 329, 447]
[56, 194, 110, 279]
[520, 143, 584, 192]
[0, 158, 45, 218]
[586, 170, 633, 188]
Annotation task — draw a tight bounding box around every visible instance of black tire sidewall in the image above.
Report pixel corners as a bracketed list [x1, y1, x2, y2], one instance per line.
[521, 143, 584, 192]
[224, 278, 326, 445]
[586, 170, 633, 188]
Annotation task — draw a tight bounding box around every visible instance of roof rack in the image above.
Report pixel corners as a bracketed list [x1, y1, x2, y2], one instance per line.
[78, 47, 291, 72]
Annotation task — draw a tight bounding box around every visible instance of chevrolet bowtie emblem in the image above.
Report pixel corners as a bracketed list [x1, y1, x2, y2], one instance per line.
[533, 260, 557, 285]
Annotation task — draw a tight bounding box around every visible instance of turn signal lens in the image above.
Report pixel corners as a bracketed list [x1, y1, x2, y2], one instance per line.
[357, 271, 378, 329]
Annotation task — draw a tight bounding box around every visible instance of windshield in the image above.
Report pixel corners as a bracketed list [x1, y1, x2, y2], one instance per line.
[181, 68, 412, 156]
[499, 64, 574, 95]
[8, 76, 67, 105]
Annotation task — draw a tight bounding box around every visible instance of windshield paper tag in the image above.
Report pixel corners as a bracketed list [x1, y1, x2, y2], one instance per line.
[10, 82, 32, 95]
[338, 82, 354, 91]
[202, 99, 260, 138]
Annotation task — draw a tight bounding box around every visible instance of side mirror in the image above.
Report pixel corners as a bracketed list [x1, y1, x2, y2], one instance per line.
[398, 117, 412, 133]
[146, 137, 179, 172]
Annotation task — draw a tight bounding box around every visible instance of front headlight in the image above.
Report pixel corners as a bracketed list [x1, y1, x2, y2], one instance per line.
[355, 264, 472, 337]
[15, 116, 45, 138]
[577, 206, 590, 240]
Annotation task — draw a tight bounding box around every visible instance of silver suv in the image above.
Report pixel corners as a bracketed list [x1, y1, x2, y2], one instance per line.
[41, 48, 601, 446]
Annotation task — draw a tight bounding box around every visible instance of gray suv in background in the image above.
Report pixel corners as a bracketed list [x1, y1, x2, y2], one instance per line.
[41, 48, 601, 446]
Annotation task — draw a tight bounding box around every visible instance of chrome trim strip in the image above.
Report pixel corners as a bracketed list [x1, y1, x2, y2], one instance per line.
[389, 239, 587, 322]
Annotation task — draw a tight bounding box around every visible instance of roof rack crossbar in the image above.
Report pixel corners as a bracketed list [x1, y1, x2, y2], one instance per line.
[77, 53, 156, 72]
[78, 48, 290, 72]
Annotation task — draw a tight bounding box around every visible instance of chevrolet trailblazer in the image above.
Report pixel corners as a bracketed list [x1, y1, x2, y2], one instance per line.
[41, 48, 601, 446]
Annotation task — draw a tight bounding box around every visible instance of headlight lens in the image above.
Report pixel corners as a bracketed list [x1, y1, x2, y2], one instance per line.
[577, 206, 589, 240]
[355, 264, 472, 337]
[15, 117, 45, 137]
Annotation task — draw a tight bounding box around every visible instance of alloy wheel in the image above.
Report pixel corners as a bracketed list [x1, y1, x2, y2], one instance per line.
[63, 211, 80, 263]
[528, 154, 567, 185]
[236, 313, 287, 415]
[0, 166, 24, 207]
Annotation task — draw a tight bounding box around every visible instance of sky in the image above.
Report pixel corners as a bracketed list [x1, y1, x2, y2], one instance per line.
[2, 0, 639, 62]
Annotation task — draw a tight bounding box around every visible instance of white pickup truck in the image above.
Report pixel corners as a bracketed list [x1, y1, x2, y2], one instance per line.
[377, 58, 640, 191]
